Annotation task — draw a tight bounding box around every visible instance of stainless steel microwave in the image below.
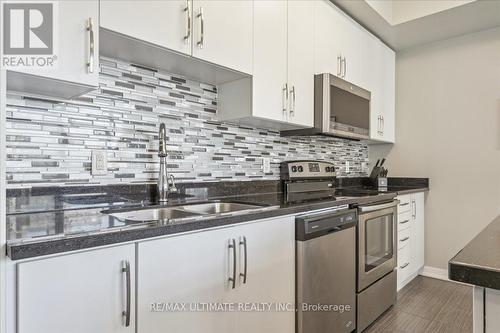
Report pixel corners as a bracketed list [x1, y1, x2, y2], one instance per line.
[282, 74, 371, 140]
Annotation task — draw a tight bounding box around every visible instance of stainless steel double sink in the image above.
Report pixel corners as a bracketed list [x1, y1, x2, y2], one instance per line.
[107, 202, 266, 223]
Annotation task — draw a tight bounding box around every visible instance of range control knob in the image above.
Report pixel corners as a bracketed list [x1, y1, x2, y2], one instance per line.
[298, 166, 304, 172]
[325, 167, 331, 172]
[291, 166, 298, 172]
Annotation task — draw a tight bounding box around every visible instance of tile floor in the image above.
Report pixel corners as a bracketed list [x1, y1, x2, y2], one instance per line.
[365, 276, 472, 333]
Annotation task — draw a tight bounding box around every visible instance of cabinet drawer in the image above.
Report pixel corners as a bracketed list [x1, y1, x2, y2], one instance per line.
[397, 243, 410, 270]
[397, 195, 412, 213]
[398, 228, 410, 250]
[398, 211, 412, 232]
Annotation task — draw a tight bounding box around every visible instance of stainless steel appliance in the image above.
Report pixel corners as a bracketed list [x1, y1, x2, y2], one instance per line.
[356, 200, 398, 332]
[296, 206, 357, 333]
[281, 160, 337, 203]
[282, 74, 371, 140]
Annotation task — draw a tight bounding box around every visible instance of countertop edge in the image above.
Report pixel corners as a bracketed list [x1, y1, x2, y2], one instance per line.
[448, 214, 500, 289]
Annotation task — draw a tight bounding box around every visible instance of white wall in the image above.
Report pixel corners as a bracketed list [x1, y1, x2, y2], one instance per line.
[371, 27, 500, 270]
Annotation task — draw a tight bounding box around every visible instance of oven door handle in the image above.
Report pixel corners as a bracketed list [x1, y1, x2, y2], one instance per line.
[359, 200, 399, 213]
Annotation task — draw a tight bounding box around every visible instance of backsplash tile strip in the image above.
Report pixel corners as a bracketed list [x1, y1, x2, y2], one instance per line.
[5, 56, 368, 188]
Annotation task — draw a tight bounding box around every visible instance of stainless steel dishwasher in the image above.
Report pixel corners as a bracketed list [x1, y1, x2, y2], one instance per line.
[296, 205, 357, 333]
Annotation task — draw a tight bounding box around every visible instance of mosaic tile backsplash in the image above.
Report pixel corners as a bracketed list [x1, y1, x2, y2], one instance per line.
[5, 57, 369, 188]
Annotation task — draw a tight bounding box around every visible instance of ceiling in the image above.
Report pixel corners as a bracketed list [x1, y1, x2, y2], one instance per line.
[332, 0, 500, 50]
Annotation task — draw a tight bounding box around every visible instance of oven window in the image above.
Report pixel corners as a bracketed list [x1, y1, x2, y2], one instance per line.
[364, 213, 393, 272]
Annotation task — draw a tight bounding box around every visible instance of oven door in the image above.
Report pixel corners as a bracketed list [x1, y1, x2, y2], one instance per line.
[357, 201, 398, 291]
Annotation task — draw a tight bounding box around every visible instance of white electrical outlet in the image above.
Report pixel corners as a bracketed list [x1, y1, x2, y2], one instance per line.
[91, 150, 108, 176]
[262, 158, 271, 173]
[345, 161, 350, 173]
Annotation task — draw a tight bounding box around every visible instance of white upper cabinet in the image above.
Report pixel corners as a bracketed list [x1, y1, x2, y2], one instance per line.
[191, 1, 253, 74]
[7, 0, 99, 98]
[219, 0, 314, 129]
[314, 0, 344, 77]
[100, 0, 253, 74]
[314, 0, 395, 143]
[286, 0, 315, 127]
[252, 1, 288, 123]
[100, 0, 192, 55]
[17, 244, 135, 333]
[368, 37, 395, 143]
[314, 0, 365, 87]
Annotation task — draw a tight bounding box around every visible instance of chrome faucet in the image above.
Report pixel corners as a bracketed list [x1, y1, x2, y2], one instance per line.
[157, 123, 177, 203]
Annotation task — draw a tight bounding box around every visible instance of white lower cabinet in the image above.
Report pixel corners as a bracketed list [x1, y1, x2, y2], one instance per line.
[397, 192, 425, 291]
[12, 217, 294, 333]
[137, 216, 295, 333]
[232, 217, 295, 333]
[16, 244, 136, 333]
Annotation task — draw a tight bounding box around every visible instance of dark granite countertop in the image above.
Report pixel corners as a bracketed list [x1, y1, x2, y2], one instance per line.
[6, 178, 429, 260]
[449, 215, 500, 289]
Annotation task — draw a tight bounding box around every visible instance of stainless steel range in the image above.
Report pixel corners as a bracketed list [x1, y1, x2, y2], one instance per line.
[356, 200, 398, 332]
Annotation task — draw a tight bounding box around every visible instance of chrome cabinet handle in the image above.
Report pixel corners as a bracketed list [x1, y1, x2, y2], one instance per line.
[184, 0, 191, 43]
[289, 86, 296, 117]
[239, 236, 247, 284]
[282, 83, 288, 116]
[228, 239, 236, 289]
[342, 57, 347, 78]
[197, 7, 204, 48]
[381, 116, 385, 134]
[399, 202, 409, 207]
[412, 200, 416, 219]
[121, 260, 131, 327]
[337, 55, 342, 76]
[399, 219, 410, 224]
[400, 236, 410, 242]
[86, 18, 94, 74]
[400, 262, 410, 269]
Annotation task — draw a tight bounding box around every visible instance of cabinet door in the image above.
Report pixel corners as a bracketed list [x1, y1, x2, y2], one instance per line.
[100, 0, 192, 55]
[137, 228, 238, 333]
[368, 39, 395, 143]
[380, 44, 396, 143]
[314, 0, 344, 76]
[252, 0, 288, 123]
[192, 0, 253, 74]
[235, 217, 295, 333]
[10, 0, 99, 88]
[340, 18, 368, 88]
[367, 35, 383, 141]
[287, 0, 314, 128]
[410, 192, 425, 272]
[17, 245, 135, 333]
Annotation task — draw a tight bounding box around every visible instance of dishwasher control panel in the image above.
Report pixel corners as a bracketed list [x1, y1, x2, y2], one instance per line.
[296, 208, 358, 241]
